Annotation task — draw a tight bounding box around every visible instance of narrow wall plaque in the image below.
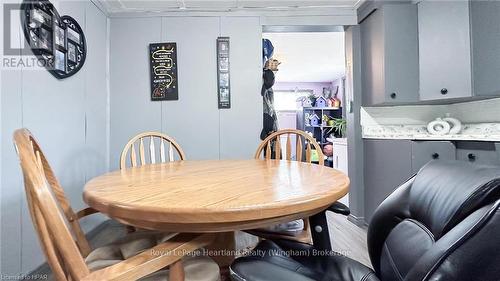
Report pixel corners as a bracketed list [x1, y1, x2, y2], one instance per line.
[217, 37, 231, 109]
[149, 43, 178, 101]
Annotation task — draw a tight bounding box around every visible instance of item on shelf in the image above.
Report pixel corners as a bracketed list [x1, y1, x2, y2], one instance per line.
[309, 114, 321, 126]
[301, 97, 313, 107]
[315, 96, 328, 108]
[331, 95, 341, 108]
[310, 149, 319, 162]
[443, 114, 462, 135]
[427, 118, 451, 135]
[330, 86, 341, 108]
[304, 113, 311, 126]
[308, 94, 317, 107]
[323, 144, 333, 157]
[322, 87, 332, 97]
[324, 118, 347, 138]
[322, 114, 329, 126]
[326, 134, 336, 143]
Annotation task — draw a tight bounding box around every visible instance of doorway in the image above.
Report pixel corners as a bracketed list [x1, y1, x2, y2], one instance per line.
[262, 28, 349, 206]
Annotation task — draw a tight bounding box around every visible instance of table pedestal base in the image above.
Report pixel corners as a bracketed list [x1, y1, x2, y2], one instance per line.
[206, 232, 236, 280]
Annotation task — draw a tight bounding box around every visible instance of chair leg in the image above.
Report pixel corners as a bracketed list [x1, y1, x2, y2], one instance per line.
[169, 260, 185, 281]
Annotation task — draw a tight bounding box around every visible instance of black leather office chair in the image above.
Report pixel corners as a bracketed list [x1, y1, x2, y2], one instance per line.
[230, 160, 500, 281]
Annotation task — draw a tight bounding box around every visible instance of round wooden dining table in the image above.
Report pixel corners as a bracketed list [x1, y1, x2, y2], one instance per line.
[83, 159, 349, 270]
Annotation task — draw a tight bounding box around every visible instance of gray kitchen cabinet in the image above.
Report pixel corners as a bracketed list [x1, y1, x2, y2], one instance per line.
[418, 0, 500, 100]
[455, 142, 500, 166]
[418, 1, 472, 100]
[411, 141, 456, 173]
[364, 139, 413, 223]
[363, 139, 499, 225]
[360, 4, 419, 106]
[469, 1, 500, 97]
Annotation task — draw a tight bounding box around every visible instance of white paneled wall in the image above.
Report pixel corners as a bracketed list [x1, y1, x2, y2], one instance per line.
[109, 17, 163, 168]
[109, 16, 262, 167]
[0, 0, 109, 274]
[219, 17, 262, 159]
[161, 17, 221, 160]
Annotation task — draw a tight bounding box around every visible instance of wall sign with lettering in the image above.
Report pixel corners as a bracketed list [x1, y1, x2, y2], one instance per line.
[21, 0, 87, 79]
[149, 43, 178, 101]
[217, 37, 231, 109]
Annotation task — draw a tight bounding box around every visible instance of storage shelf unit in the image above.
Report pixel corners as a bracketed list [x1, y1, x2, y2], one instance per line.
[296, 107, 343, 167]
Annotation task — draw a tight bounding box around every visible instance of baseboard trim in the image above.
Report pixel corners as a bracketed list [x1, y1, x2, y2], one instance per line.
[23, 220, 113, 280]
[347, 214, 368, 229]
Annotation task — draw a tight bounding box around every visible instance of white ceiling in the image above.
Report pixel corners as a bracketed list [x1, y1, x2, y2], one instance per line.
[95, 0, 364, 15]
[263, 32, 345, 83]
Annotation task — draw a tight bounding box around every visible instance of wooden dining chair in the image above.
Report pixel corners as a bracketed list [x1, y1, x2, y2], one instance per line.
[249, 129, 325, 244]
[120, 131, 186, 169]
[120, 131, 186, 233]
[14, 129, 219, 281]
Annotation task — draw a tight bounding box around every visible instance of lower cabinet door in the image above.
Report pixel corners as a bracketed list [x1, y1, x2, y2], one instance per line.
[411, 141, 456, 173]
[455, 141, 500, 166]
[364, 139, 413, 224]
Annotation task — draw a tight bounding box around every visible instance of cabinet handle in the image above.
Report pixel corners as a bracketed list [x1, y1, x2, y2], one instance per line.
[468, 153, 476, 162]
[390, 93, 397, 99]
[440, 88, 448, 95]
[432, 153, 440, 159]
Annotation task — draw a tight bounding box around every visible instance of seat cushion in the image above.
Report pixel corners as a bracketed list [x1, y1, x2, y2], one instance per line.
[230, 240, 379, 281]
[85, 231, 220, 281]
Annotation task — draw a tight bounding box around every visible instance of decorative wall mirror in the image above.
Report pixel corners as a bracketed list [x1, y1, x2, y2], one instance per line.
[21, 0, 87, 79]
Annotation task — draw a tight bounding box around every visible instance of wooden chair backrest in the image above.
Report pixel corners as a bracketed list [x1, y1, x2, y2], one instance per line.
[255, 129, 325, 165]
[120, 131, 186, 169]
[13, 129, 90, 281]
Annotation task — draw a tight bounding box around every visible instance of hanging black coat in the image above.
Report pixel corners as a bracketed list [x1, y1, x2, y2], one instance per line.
[260, 69, 278, 140]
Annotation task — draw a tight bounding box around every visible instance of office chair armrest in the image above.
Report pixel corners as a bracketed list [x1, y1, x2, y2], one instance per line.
[327, 202, 350, 216]
[307, 202, 350, 251]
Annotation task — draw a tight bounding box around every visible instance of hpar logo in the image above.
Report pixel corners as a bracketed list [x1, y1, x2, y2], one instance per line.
[2, 3, 50, 70]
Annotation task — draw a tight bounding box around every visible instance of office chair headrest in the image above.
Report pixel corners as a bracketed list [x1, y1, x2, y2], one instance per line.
[409, 160, 500, 239]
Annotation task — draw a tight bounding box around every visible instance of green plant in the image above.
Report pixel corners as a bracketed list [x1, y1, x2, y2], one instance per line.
[328, 118, 347, 137]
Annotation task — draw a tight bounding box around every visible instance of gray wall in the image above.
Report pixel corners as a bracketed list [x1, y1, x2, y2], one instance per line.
[109, 16, 262, 168]
[345, 26, 365, 220]
[0, 0, 108, 274]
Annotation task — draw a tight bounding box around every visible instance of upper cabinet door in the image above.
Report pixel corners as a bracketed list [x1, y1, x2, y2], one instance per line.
[470, 1, 500, 97]
[361, 9, 385, 106]
[418, 1, 472, 100]
[361, 4, 419, 106]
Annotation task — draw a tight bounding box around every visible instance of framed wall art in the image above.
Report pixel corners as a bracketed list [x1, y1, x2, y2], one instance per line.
[149, 42, 178, 101]
[21, 0, 87, 79]
[217, 37, 231, 109]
